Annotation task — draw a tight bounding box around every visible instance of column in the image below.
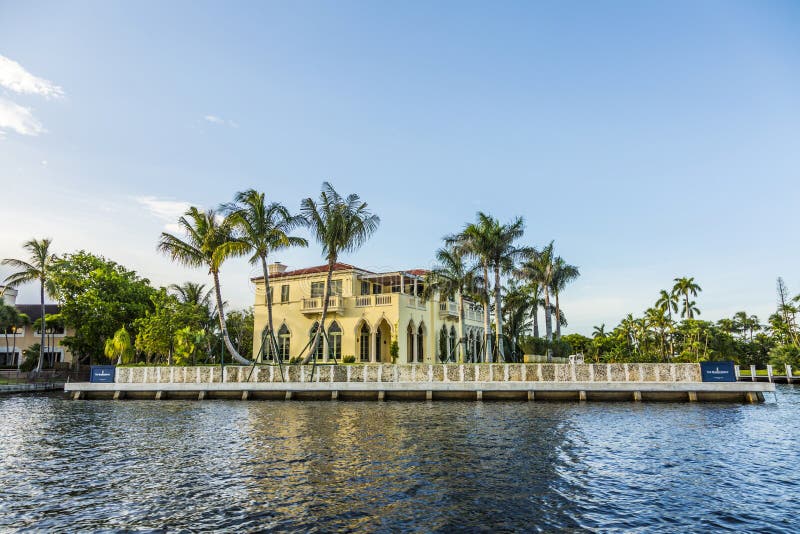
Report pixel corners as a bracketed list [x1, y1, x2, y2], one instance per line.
[400, 274, 405, 294]
[323, 334, 329, 363]
[412, 332, 418, 363]
[370, 331, 377, 363]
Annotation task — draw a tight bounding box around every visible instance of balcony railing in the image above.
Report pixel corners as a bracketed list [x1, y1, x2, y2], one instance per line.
[301, 296, 343, 313]
[439, 301, 458, 317]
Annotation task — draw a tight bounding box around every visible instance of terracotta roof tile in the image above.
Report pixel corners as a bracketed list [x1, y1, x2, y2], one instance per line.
[251, 263, 371, 281]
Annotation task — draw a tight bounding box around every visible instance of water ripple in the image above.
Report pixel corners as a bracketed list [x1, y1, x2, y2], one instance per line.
[0, 388, 798, 532]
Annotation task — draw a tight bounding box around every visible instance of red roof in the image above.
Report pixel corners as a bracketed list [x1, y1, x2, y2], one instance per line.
[251, 263, 368, 281]
[406, 269, 429, 276]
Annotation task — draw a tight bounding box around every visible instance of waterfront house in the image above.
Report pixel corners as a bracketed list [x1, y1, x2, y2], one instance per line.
[251, 263, 486, 363]
[0, 286, 73, 368]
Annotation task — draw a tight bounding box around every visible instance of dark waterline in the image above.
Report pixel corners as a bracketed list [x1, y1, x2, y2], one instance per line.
[1, 387, 798, 532]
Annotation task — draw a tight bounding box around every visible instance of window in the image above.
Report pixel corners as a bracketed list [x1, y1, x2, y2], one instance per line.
[281, 284, 290, 303]
[373, 283, 381, 295]
[311, 280, 343, 298]
[361, 281, 371, 296]
[311, 282, 324, 298]
[328, 321, 342, 361]
[310, 322, 325, 360]
[359, 323, 371, 361]
[278, 325, 291, 360]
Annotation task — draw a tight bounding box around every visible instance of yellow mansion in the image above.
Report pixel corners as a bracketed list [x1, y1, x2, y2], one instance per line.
[252, 263, 486, 364]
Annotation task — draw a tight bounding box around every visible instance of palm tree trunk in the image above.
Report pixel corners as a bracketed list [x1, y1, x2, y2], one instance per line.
[303, 260, 335, 364]
[493, 266, 505, 362]
[260, 255, 279, 361]
[555, 291, 562, 339]
[458, 293, 466, 363]
[544, 287, 552, 362]
[532, 300, 539, 338]
[36, 280, 44, 372]
[482, 261, 492, 363]
[12, 330, 18, 369]
[212, 270, 251, 365]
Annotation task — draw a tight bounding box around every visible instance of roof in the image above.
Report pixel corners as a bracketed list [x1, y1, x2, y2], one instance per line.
[14, 304, 62, 321]
[251, 263, 371, 281]
[406, 269, 429, 277]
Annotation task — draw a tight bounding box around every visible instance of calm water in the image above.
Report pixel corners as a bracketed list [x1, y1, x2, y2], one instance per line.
[1, 387, 798, 532]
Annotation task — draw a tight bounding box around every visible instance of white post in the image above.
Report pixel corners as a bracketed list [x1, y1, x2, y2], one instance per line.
[767, 365, 773, 383]
[323, 334, 329, 363]
[787, 364, 793, 384]
[734, 365, 740, 380]
[370, 331, 377, 363]
[400, 274, 405, 294]
[750, 364, 757, 382]
[412, 331, 418, 363]
[413, 278, 418, 298]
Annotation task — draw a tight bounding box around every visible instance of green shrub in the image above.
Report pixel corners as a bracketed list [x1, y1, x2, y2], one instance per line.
[20, 344, 40, 372]
[342, 355, 356, 364]
[769, 344, 800, 368]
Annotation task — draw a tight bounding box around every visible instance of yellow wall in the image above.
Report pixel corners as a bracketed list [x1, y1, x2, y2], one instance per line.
[252, 267, 485, 363]
[1, 325, 74, 367]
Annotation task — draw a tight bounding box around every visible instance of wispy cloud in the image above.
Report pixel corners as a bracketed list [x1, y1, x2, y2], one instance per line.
[0, 97, 46, 136]
[0, 55, 64, 99]
[135, 196, 192, 231]
[0, 55, 63, 138]
[203, 114, 238, 128]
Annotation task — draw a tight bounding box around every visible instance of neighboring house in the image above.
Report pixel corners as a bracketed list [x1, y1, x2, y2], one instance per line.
[251, 263, 485, 364]
[0, 286, 73, 368]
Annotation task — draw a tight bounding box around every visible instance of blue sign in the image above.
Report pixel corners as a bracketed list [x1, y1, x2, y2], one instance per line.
[700, 361, 736, 382]
[90, 365, 116, 383]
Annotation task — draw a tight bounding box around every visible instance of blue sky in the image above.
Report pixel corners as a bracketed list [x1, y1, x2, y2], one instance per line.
[1, 1, 799, 334]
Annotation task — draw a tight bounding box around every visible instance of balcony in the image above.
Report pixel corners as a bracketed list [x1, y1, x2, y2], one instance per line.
[301, 296, 343, 314]
[354, 294, 393, 307]
[439, 301, 459, 318]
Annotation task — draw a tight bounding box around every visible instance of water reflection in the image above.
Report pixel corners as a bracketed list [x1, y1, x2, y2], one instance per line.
[0, 389, 798, 531]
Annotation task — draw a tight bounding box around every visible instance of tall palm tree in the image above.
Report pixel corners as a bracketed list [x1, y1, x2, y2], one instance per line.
[681, 299, 700, 319]
[528, 282, 543, 339]
[226, 189, 308, 361]
[672, 277, 702, 320]
[655, 289, 679, 322]
[300, 182, 380, 364]
[169, 281, 213, 308]
[158, 207, 251, 364]
[550, 257, 579, 339]
[451, 213, 526, 361]
[2, 238, 56, 372]
[424, 246, 481, 362]
[517, 242, 556, 352]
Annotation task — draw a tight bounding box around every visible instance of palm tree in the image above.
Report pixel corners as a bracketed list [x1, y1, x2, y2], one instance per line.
[502, 281, 533, 361]
[672, 277, 702, 320]
[2, 238, 56, 372]
[681, 299, 700, 319]
[226, 189, 308, 361]
[655, 289, 679, 322]
[551, 257, 579, 339]
[424, 246, 480, 362]
[528, 282, 543, 339]
[157, 207, 251, 364]
[517, 242, 556, 351]
[169, 281, 213, 307]
[646, 307, 672, 361]
[592, 323, 607, 339]
[300, 182, 380, 364]
[104, 326, 134, 365]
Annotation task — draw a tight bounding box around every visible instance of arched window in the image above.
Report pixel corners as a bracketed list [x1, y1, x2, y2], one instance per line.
[449, 326, 457, 361]
[439, 325, 448, 362]
[328, 321, 342, 361]
[309, 322, 325, 361]
[278, 324, 290, 361]
[359, 322, 370, 362]
[407, 323, 415, 363]
[417, 323, 425, 362]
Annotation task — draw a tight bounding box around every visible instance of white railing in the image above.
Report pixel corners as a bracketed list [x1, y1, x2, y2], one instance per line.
[302, 296, 342, 312]
[355, 296, 373, 307]
[375, 294, 392, 306]
[439, 301, 458, 316]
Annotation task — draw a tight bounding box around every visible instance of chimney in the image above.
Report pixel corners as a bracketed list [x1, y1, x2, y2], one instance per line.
[1, 286, 18, 306]
[268, 262, 288, 276]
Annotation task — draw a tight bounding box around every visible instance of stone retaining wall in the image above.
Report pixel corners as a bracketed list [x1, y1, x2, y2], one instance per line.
[115, 363, 702, 385]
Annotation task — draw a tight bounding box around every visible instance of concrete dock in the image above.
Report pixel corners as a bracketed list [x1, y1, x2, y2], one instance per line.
[65, 363, 774, 403]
